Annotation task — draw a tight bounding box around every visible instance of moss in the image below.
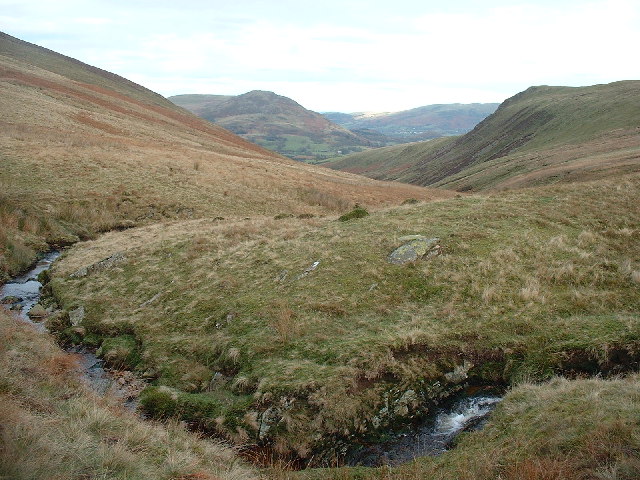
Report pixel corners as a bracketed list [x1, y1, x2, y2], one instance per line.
[140, 386, 254, 432]
[36, 269, 51, 285]
[82, 332, 103, 348]
[96, 334, 140, 369]
[59, 327, 84, 345]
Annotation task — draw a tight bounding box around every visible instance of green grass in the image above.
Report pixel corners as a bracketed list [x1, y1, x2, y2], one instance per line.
[48, 173, 640, 459]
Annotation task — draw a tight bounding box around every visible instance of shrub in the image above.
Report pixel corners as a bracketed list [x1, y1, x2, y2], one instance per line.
[338, 204, 369, 222]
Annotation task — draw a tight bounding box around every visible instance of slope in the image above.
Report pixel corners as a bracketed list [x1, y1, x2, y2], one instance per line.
[170, 91, 378, 162]
[325, 137, 457, 180]
[329, 82, 640, 191]
[324, 103, 499, 141]
[404, 81, 640, 190]
[0, 32, 446, 280]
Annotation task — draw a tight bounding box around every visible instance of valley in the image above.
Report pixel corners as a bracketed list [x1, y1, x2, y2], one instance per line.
[1, 30, 639, 480]
[170, 93, 498, 164]
[328, 82, 640, 191]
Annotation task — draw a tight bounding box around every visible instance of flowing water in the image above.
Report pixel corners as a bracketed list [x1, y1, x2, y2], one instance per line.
[348, 393, 502, 466]
[1, 251, 141, 410]
[0, 251, 60, 329]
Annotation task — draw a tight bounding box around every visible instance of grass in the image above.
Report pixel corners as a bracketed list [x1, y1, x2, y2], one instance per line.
[0, 32, 447, 280]
[47, 173, 640, 460]
[0, 309, 258, 480]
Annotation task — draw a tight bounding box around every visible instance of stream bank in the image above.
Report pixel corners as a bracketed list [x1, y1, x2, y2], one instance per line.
[0, 250, 144, 410]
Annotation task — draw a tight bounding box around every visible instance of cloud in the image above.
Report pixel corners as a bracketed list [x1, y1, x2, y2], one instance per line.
[2, 0, 639, 111]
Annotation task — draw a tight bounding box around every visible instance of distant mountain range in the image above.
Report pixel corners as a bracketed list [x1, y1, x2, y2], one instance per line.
[323, 103, 499, 141]
[327, 81, 640, 191]
[170, 91, 378, 162]
[170, 93, 498, 163]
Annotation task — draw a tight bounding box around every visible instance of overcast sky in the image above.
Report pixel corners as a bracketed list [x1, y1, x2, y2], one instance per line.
[2, 0, 639, 112]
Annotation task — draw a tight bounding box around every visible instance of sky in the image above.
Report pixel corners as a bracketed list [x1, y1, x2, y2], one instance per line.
[2, 0, 639, 112]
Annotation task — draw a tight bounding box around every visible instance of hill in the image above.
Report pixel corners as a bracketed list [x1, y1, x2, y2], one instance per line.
[328, 82, 640, 190]
[170, 91, 378, 162]
[323, 103, 499, 141]
[325, 137, 457, 180]
[0, 32, 446, 281]
[409, 81, 640, 190]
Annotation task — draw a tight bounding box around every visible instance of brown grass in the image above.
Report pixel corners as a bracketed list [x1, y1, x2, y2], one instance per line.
[0, 310, 258, 480]
[0, 47, 452, 277]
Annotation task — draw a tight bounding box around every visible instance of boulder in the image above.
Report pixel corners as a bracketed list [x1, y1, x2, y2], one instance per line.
[388, 236, 441, 265]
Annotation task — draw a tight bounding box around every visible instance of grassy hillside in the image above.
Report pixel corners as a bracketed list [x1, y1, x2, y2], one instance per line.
[323, 103, 499, 141]
[329, 82, 640, 191]
[406, 81, 640, 190]
[0, 309, 258, 480]
[0, 32, 443, 281]
[48, 172, 640, 462]
[324, 137, 456, 180]
[170, 91, 378, 162]
[0, 32, 175, 108]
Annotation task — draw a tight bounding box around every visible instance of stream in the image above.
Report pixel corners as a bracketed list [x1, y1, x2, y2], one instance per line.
[347, 391, 502, 466]
[0, 250, 141, 410]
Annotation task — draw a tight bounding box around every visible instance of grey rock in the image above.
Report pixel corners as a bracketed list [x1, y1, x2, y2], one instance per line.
[69, 305, 85, 326]
[295, 260, 320, 280]
[70, 252, 126, 278]
[388, 236, 440, 265]
[444, 361, 474, 383]
[139, 292, 161, 308]
[275, 270, 289, 283]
